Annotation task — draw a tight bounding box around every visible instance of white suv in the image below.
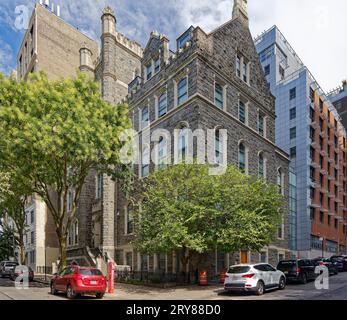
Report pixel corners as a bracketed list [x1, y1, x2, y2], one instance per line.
[224, 264, 286, 296]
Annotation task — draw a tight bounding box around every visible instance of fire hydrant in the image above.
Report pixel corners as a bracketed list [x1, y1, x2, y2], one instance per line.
[107, 259, 116, 294]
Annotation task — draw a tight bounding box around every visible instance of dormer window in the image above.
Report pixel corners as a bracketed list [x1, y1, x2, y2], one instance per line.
[154, 57, 161, 74]
[177, 27, 193, 49]
[146, 63, 152, 80]
[236, 53, 249, 84]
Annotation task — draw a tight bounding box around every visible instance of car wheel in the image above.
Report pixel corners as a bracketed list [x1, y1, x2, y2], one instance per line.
[96, 293, 105, 299]
[279, 277, 286, 290]
[300, 273, 307, 285]
[66, 285, 76, 299]
[50, 283, 57, 295]
[255, 281, 265, 296]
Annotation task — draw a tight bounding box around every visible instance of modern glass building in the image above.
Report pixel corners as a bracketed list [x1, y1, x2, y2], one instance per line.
[255, 26, 347, 257]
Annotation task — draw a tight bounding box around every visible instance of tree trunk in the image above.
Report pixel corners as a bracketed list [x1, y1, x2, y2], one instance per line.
[180, 247, 190, 283]
[19, 236, 26, 265]
[59, 236, 68, 270]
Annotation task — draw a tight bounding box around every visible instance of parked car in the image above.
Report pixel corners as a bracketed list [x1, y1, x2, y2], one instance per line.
[10, 265, 34, 282]
[330, 256, 347, 272]
[312, 258, 338, 276]
[224, 264, 286, 296]
[50, 266, 107, 299]
[277, 259, 317, 284]
[0, 261, 19, 278]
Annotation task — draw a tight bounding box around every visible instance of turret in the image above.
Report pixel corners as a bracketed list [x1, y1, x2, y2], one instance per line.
[101, 6, 116, 36]
[79, 46, 94, 75]
[232, 0, 249, 26]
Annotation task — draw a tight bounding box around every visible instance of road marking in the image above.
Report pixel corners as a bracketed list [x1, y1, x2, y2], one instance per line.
[0, 290, 15, 300]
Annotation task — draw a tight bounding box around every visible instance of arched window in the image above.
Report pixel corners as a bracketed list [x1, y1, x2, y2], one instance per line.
[258, 153, 265, 178]
[68, 220, 79, 246]
[96, 173, 103, 199]
[141, 147, 150, 177]
[141, 106, 149, 129]
[178, 126, 188, 162]
[214, 83, 224, 109]
[239, 143, 246, 172]
[158, 137, 168, 170]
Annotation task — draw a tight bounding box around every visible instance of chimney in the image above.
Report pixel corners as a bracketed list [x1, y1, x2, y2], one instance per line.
[232, 0, 249, 26]
[343, 80, 347, 91]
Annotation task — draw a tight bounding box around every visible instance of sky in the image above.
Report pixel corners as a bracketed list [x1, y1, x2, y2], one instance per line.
[0, 0, 346, 92]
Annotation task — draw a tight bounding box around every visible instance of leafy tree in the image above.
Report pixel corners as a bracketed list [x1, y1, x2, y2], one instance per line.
[132, 164, 284, 278]
[0, 171, 11, 204]
[0, 171, 30, 265]
[0, 226, 16, 262]
[0, 72, 132, 268]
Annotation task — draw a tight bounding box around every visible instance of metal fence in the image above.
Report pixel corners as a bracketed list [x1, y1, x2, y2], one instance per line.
[115, 270, 221, 285]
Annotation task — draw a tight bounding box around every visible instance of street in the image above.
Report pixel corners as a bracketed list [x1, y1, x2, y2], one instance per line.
[1, 272, 347, 300]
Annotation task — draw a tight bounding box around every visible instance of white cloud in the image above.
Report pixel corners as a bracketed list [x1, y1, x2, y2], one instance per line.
[0, 0, 346, 90]
[0, 38, 14, 74]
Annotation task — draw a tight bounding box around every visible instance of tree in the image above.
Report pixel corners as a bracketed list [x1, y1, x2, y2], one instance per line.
[0, 171, 30, 265]
[0, 226, 16, 262]
[0, 72, 132, 268]
[132, 164, 284, 278]
[0, 171, 11, 204]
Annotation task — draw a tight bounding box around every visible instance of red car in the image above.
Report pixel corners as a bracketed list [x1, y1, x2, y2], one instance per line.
[50, 266, 107, 299]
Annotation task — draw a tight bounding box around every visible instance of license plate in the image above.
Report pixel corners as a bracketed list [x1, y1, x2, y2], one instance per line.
[284, 271, 289, 275]
[90, 281, 97, 285]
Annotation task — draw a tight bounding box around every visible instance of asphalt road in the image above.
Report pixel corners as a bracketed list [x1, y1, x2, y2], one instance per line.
[1, 272, 347, 300]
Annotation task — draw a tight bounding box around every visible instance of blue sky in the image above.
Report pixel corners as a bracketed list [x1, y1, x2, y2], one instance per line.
[0, 0, 346, 91]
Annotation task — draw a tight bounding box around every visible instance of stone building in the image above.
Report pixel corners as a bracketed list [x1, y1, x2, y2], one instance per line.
[16, 1, 291, 272]
[112, 0, 291, 273]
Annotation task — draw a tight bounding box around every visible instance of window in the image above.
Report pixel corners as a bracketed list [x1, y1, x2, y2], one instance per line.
[125, 252, 133, 268]
[68, 191, 73, 212]
[258, 113, 265, 137]
[320, 155, 324, 168]
[310, 127, 315, 140]
[319, 118, 324, 130]
[68, 220, 78, 246]
[239, 143, 246, 172]
[30, 211, 34, 224]
[289, 87, 296, 100]
[260, 252, 267, 263]
[264, 65, 270, 76]
[141, 106, 149, 129]
[154, 57, 160, 73]
[177, 29, 191, 49]
[310, 166, 315, 181]
[178, 127, 188, 162]
[310, 187, 315, 200]
[126, 204, 134, 235]
[158, 137, 168, 170]
[243, 60, 248, 83]
[310, 207, 315, 221]
[158, 93, 167, 118]
[277, 169, 284, 195]
[335, 219, 338, 229]
[31, 231, 34, 245]
[141, 147, 150, 178]
[96, 173, 103, 199]
[239, 101, 246, 124]
[320, 192, 324, 206]
[236, 55, 241, 77]
[310, 88, 315, 103]
[290, 127, 296, 140]
[320, 211, 324, 224]
[319, 98, 324, 111]
[215, 129, 223, 164]
[146, 63, 152, 80]
[214, 83, 224, 109]
[259, 45, 274, 62]
[177, 77, 188, 105]
[310, 147, 315, 162]
[290, 147, 297, 159]
[258, 153, 265, 178]
[290, 108, 296, 120]
[328, 215, 331, 226]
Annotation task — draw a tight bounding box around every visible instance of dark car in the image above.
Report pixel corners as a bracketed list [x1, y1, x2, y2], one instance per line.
[277, 259, 317, 284]
[312, 258, 339, 276]
[330, 256, 347, 272]
[10, 265, 34, 282]
[0, 261, 19, 278]
[51, 266, 107, 299]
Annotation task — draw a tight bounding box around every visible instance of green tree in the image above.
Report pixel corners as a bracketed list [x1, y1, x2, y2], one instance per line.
[0, 227, 16, 262]
[0, 172, 30, 265]
[132, 164, 284, 278]
[0, 72, 132, 268]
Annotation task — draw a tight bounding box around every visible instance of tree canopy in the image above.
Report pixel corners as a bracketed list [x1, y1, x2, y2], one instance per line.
[132, 164, 285, 271]
[0, 72, 132, 266]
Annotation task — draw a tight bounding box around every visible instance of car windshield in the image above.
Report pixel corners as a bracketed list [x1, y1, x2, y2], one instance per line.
[7, 263, 18, 267]
[227, 266, 250, 274]
[79, 269, 103, 276]
[277, 261, 296, 270]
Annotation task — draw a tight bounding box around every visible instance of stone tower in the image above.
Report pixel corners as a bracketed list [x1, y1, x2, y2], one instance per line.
[232, 0, 249, 25]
